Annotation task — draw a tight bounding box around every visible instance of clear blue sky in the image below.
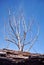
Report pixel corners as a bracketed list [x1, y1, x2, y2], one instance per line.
[0, 0, 44, 54]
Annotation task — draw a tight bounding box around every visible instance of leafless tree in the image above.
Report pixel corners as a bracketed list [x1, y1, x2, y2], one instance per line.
[5, 10, 39, 52]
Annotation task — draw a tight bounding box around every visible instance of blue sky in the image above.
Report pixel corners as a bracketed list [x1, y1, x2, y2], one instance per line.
[0, 0, 44, 54]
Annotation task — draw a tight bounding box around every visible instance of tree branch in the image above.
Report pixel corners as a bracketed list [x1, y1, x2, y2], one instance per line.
[5, 37, 19, 48]
[29, 23, 40, 51]
[9, 19, 18, 40]
[21, 14, 27, 44]
[24, 23, 40, 47]
[27, 19, 34, 32]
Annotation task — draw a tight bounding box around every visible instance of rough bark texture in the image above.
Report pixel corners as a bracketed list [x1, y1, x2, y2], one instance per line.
[0, 49, 44, 65]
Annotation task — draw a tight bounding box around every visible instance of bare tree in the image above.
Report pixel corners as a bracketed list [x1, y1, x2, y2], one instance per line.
[5, 10, 39, 52]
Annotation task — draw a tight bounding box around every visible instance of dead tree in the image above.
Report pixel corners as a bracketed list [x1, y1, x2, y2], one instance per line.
[5, 10, 39, 52]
